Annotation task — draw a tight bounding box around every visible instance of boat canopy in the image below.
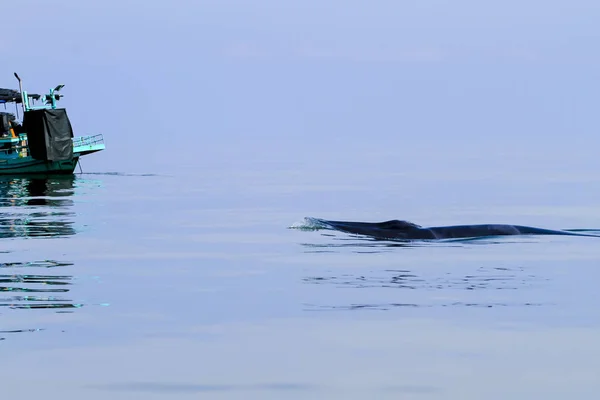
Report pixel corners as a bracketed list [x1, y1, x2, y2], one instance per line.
[0, 88, 41, 104]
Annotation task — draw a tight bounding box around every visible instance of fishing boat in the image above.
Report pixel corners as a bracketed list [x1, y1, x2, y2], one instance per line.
[0, 73, 104, 174]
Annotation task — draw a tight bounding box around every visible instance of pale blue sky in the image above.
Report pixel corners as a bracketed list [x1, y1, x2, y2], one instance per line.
[2, 0, 599, 173]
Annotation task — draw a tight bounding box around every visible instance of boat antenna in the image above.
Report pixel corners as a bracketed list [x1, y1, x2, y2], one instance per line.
[13, 72, 25, 115]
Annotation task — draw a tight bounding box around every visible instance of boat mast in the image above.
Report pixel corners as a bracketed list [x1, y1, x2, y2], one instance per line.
[13, 72, 27, 115]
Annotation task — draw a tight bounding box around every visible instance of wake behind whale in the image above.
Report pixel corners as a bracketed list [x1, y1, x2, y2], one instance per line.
[296, 217, 600, 241]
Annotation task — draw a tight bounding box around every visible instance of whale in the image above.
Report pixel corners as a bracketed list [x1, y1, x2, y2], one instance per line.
[309, 218, 600, 240]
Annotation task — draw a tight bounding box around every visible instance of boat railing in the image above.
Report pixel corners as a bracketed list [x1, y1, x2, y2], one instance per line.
[0, 134, 104, 157]
[0, 143, 28, 157]
[72, 134, 104, 148]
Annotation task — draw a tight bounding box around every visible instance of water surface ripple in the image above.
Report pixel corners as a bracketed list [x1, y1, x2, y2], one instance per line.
[0, 176, 102, 340]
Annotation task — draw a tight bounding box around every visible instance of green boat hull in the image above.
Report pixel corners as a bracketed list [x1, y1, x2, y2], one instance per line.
[0, 155, 80, 175]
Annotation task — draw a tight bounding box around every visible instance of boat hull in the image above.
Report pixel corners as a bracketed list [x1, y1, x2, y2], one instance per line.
[0, 155, 80, 175]
[0, 134, 104, 175]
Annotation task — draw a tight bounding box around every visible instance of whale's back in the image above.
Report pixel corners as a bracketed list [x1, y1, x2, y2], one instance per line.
[376, 220, 422, 230]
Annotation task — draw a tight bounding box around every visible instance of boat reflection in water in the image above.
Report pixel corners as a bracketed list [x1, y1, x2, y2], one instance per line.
[0, 176, 93, 338]
[0, 175, 76, 239]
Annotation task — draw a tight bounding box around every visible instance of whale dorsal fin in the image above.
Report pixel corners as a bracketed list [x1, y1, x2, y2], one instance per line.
[379, 220, 422, 229]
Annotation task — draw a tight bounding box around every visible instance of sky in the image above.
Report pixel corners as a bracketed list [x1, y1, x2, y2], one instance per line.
[2, 0, 600, 174]
[3, 4, 600, 395]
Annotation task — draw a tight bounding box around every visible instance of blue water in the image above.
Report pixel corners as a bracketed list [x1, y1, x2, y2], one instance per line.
[1, 148, 600, 399]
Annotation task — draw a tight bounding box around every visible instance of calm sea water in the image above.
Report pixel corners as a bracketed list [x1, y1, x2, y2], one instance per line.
[1, 147, 600, 399]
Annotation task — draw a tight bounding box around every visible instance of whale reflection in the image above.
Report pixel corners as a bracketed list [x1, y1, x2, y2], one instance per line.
[303, 266, 549, 310]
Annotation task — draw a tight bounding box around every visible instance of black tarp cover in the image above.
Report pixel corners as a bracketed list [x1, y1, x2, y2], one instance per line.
[24, 108, 74, 161]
